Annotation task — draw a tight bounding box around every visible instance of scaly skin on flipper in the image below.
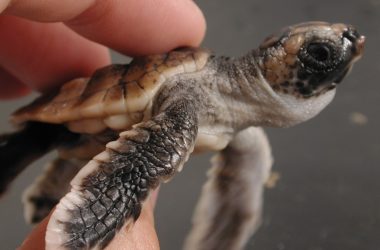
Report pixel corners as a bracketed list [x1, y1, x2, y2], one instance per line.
[0, 22, 365, 250]
[46, 98, 198, 249]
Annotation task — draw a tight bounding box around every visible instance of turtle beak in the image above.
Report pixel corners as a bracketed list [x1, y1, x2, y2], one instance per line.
[342, 27, 366, 59]
[334, 29, 365, 85]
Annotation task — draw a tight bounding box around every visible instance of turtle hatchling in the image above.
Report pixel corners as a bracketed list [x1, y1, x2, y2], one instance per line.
[0, 22, 364, 250]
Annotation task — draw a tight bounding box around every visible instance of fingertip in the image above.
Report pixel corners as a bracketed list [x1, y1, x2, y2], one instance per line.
[67, 0, 207, 56]
[155, 0, 206, 49]
[178, 0, 207, 47]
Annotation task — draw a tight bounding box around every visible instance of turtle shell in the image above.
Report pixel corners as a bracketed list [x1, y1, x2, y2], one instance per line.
[11, 48, 210, 133]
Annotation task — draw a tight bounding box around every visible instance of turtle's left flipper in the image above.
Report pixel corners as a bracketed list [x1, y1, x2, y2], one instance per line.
[0, 123, 79, 196]
[23, 158, 85, 224]
[46, 99, 198, 250]
[185, 127, 273, 250]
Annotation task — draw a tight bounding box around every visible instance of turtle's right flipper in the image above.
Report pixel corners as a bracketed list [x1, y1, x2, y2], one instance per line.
[46, 99, 198, 250]
[185, 127, 273, 250]
[0, 122, 79, 196]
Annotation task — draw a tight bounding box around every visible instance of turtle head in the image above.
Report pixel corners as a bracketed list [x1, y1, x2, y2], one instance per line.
[255, 22, 365, 98]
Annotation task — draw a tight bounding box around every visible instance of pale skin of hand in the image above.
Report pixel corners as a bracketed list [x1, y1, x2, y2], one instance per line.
[0, 0, 206, 248]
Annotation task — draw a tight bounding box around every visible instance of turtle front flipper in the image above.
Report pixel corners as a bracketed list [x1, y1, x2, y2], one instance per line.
[185, 127, 273, 250]
[0, 122, 79, 196]
[46, 99, 198, 250]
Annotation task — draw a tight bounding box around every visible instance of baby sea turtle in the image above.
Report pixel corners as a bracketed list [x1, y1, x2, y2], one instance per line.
[0, 22, 364, 250]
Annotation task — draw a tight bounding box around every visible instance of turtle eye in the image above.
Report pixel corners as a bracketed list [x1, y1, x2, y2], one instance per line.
[299, 41, 337, 72]
[307, 43, 331, 62]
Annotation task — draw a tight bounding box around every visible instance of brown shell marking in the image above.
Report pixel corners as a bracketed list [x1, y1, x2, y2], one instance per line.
[12, 48, 210, 130]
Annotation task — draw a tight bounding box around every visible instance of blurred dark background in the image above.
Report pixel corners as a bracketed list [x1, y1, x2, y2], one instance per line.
[0, 0, 379, 249]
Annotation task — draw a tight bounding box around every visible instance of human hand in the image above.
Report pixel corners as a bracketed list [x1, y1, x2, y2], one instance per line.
[20, 189, 160, 250]
[0, 0, 205, 248]
[0, 0, 205, 99]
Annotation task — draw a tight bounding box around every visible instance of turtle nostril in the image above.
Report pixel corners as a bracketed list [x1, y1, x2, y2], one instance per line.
[342, 28, 365, 55]
[342, 28, 360, 44]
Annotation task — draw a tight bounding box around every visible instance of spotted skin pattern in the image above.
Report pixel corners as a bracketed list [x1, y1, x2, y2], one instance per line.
[256, 22, 364, 98]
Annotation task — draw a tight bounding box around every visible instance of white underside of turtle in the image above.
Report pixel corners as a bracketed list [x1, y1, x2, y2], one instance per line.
[0, 22, 364, 250]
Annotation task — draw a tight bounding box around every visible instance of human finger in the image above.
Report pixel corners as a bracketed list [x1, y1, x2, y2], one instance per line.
[0, 15, 110, 92]
[2, 0, 206, 56]
[66, 0, 206, 56]
[0, 66, 30, 99]
[1, 0, 95, 21]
